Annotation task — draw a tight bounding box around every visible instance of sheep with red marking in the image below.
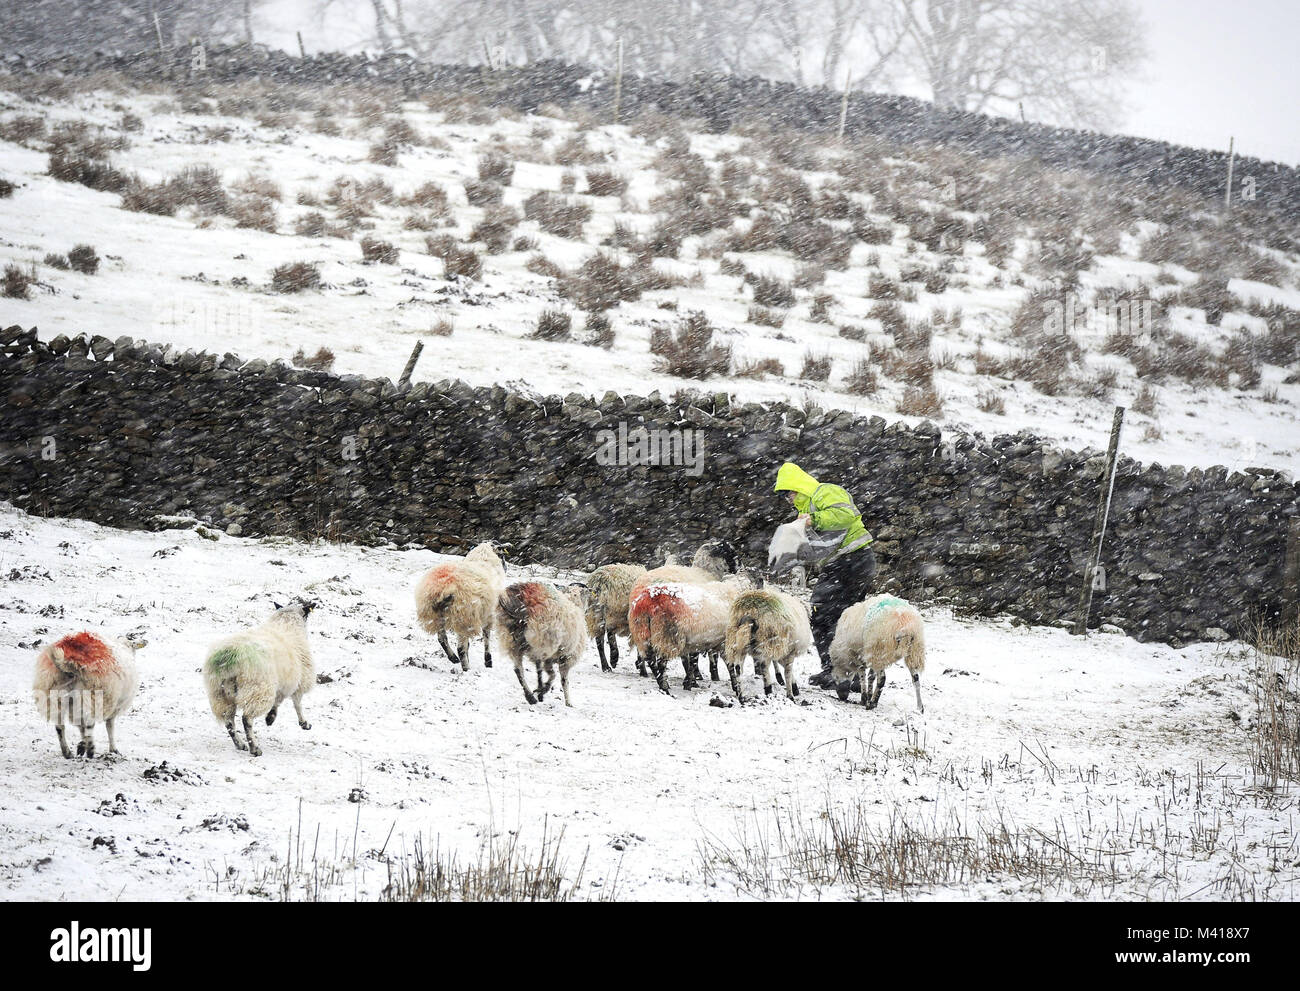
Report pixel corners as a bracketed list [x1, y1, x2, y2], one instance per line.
[33, 630, 143, 758]
[830, 594, 927, 712]
[584, 562, 646, 672]
[629, 572, 755, 695]
[496, 581, 588, 706]
[415, 541, 507, 671]
[628, 540, 741, 687]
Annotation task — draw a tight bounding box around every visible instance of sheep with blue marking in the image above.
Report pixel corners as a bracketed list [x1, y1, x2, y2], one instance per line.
[829, 594, 926, 712]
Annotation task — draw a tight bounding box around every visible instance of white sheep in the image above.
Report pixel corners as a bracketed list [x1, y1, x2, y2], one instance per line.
[629, 573, 754, 694]
[830, 594, 927, 712]
[496, 581, 589, 706]
[723, 587, 812, 702]
[203, 599, 317, 756]
[415, 541, 507, 671]
[33, 631, 143, 758]
[584, 562, 646, 673]
[627, 539, 741, 685]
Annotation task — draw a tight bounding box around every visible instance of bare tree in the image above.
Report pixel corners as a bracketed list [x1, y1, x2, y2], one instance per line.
[887, 0, 1148, 128]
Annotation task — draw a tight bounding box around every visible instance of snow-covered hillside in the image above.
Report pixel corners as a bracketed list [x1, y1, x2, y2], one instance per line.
[1, 74, 1298, 473]
[0, 505, 1294, 901]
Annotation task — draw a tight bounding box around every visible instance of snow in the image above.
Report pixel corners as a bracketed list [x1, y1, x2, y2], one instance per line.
[0, 504, 1294, 901]
[2, 85, 1297, 474]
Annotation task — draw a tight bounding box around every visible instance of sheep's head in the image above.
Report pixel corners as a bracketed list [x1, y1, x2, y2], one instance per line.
[564, 582, 591, 611]
[272, 598, 319, 621]
[693, 539, 739, 577]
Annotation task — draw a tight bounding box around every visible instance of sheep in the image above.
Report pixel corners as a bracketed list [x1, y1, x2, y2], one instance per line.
[628, 539, 740, 684]
[629, 572, 755, 695]
[33, 631, 144, 759]
[723, 587, 812, 702]
[496, 581, 589, 706]
[584, 562, 646, 673]
[829, 594, 926, 713]
[415, 541, 506, 671]
[203, 599, 317, 757]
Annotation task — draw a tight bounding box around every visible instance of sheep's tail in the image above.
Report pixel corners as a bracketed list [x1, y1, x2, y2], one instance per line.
[725, 616, 757, 669]
[48, 646, 75, 674]
[204, 640, 269, 702]
[890, 608, 926, 675]
[496, 585, 533, 659]
[901, 615, 926, 675]
[415, 565, 458, 634]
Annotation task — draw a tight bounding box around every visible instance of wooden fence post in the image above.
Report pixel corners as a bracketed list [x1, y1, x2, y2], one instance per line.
[613, 37, 624, 125]
[398, 339, 424, 389]
[836, 67, 851, 141]
[1073, 406, 1125, 635]
[1224, 136, 1236, 213]
[297, 31, 307, 59]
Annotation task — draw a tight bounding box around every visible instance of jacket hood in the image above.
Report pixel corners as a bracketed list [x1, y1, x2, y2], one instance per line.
[774, 462, 819, 497]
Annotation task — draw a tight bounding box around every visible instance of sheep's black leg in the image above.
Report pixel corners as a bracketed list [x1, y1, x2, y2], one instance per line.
[226, 717, 248, 751]
[482, 630, 493, 669]
[242, 715, 262, 757]
[774, 667, 785, 687]
[79, 724, 94, 759]
[728, 663, 744, 704]
[646, 648, 671, 696]
[635, 647, 647, 678]
[265, 705, 278, 726]
[709, 653, 719, 682]
[54, 724, 71, 759]
[608, 632, 619, 670]
[688, 654, 703, 688]
[437, 631, 458, 668]
[861, 670, 874, 708]
[869, 670, 885, 709]
[682, 653, 696, 690]
[514, 662, 537, 705]
[911, 671, 924, 713]
[595, 632, 610, 673]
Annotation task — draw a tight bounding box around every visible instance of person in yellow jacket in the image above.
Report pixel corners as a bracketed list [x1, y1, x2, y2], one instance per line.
[773, 462, 876, 689]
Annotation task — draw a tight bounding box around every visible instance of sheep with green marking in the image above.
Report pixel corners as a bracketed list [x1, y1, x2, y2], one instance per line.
[723, 587, 811, 702]
[203, 599, 317, 757]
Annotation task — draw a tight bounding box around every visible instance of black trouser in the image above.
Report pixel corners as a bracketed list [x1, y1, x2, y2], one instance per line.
[810, 547, 877, 673]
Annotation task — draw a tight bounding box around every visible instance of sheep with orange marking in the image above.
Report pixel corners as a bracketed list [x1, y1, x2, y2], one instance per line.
[584, 562, 646, 673]
[629, 572, 755, 695]
[723, 587, 812, 702]
[203, 599, 317, 757]
[496, 581, 589, 706]
[628, 540, 741, 687]
[33, 631, 143, 759]
[415, 541, 506, 671]
[830, 594, 927, 713]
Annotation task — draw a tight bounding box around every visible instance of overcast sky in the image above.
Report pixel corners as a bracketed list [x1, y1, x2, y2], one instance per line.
[1122, 0, 1299, 165]
[260, 0, 1299, 165]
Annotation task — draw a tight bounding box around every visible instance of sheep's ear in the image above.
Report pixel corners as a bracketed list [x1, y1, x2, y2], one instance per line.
[272, 600, 284, 610]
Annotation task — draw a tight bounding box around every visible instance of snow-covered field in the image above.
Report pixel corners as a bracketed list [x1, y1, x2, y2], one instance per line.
[1, 79, 1298, 474]
[1, 503, 1295, 901]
